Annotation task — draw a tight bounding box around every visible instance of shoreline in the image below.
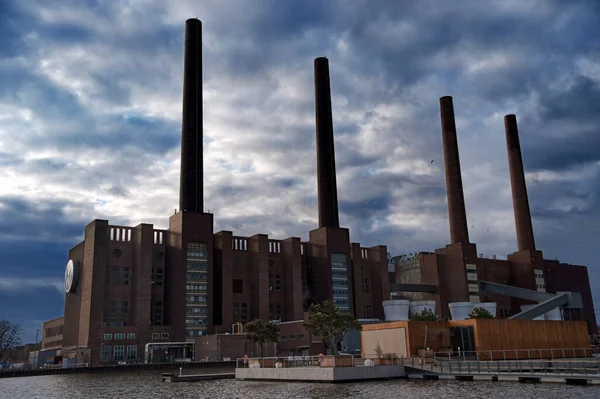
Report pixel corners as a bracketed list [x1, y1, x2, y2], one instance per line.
[0, 361, 235, 379]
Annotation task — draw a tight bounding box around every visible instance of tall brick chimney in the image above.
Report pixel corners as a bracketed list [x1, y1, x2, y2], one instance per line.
[440, 96, 470, 244]
[179, 18, 203, 213]
[504, 114, 536, 251]
[314, 57, 340, 228]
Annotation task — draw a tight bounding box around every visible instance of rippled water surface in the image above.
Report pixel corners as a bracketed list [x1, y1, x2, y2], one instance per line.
[2, 371, 599, 399]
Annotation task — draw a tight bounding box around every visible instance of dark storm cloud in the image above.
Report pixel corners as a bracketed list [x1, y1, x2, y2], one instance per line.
[517, 75, 600, 172]
[0, 239, 75, 277]
[1, 67, 179, 154]
[0, 286, 65, 342]
[340, 195, 391, 220]
[0, 196, 86, 241]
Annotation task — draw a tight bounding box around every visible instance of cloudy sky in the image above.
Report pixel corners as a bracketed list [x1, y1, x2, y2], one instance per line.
[1, 0, 599, 342]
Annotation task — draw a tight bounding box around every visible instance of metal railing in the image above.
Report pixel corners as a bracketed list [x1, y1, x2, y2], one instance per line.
[235, 354, 405, 369]
[405, 348, 600, 376]
[419, 347, 597, 361]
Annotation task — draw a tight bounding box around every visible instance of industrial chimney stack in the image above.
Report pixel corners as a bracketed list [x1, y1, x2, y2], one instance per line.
[179, 18, 204, 213]
[314, 57, 340, 228]
[440, 96, 470, 244]
[504, 114, 536, 251]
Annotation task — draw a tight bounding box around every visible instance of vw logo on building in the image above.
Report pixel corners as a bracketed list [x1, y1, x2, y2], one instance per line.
[64, 259, 80, 294]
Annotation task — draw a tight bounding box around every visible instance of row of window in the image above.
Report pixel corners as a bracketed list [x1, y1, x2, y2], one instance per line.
[280, 334, 304, 340]
[186, 284, 207, 291]
[100, 345, 137, 362]
[151, 333, 170, 340]
[186, 295, 207, 303]
[185, 273, 208, 282]
[332, 270, 347, 278]
[187, 262, 208, 271]
[185, 318, 207, 326]
[103, 332, 169, 341]
[187, 329, 206, 337]
[186, 306, 208, 315]
[103, 333, 136, 340]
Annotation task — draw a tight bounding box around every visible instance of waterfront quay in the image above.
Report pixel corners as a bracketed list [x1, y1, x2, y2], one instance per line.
[231, 354, 600, 386]
[0, 360, 234, 379]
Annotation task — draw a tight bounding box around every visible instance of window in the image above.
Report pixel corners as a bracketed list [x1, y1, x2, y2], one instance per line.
[232, 279, 243, 294]
[268, 274, 281, 291]
[127, 333, 136, 339]
[113, 345, 125, 361]
[104, 300, 128, 326]
[106, 266, 130, 286]
[126, 345, 137, 360]
[331, 253, 350, 311]
[161, 333, 169, 339]
[362, 279, 370, 294]
[152, 267, 164, 286]
[114, 333, 126, 340]
[103, 334, 113, 340]
[269, 302, 282, 320]
[186, 242, 208, 335]
[100, 345, 112, 362]
[234, 302, 248, 322]
[152, 333, 160, 340]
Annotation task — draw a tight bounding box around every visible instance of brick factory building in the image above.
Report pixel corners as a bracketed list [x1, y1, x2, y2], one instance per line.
[49, 19, 596, 365]
[55, 19, 388, 365]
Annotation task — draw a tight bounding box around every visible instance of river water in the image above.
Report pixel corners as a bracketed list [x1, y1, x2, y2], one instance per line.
[1, 371, 598, 398]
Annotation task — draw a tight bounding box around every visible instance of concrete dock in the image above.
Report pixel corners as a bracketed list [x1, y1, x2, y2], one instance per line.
[161, 372, 235, 382]
[235, 365, 406, 383]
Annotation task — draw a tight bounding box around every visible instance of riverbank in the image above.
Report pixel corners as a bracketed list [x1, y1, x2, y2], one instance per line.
[0, 361, 235, 379]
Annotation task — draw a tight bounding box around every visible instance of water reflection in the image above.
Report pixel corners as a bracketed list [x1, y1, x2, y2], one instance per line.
[1, 371, 598, 399]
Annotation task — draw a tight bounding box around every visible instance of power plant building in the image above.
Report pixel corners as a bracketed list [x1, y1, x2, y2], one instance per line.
[52, 19, 596, 365]
[58, 19, 388, 365]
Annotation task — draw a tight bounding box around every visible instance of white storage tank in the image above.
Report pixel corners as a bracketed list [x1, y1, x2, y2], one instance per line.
[544, 307, 563, 321]
[409, 301, 436, 317]
[476, 302, 497, 318]
[520, 304, 545, 320]
[382, 300, 410, 321]
[448, 302, 474, 320]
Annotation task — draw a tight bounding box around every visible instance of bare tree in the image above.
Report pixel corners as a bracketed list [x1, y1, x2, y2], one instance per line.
[0, 319, 23, 360]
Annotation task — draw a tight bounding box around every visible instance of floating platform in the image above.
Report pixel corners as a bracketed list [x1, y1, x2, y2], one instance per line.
[235, 365, 406, 383]
[161, 372, 235, 382]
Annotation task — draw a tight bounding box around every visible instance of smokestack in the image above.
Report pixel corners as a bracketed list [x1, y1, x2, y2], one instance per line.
[504, 114, 536, 251]
[314, 57, 340, 228]
[440, 96, 470, 244]
[179, 18, 203, 213]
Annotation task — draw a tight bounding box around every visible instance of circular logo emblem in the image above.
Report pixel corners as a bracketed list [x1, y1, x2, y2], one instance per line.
[64, 259, 79, 293]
